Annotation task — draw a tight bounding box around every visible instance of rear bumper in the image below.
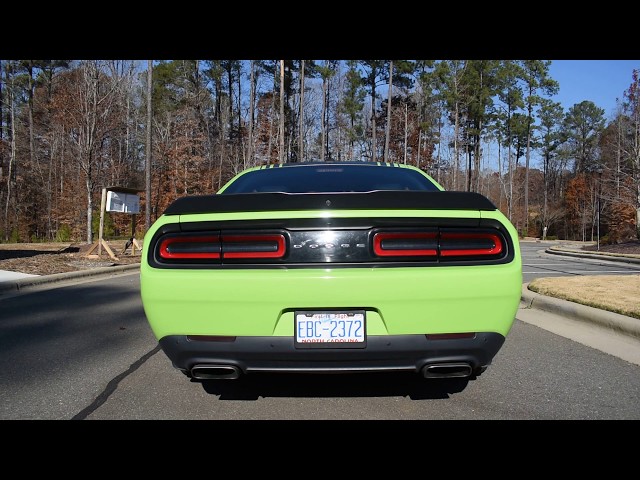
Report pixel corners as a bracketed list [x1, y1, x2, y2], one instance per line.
[159, 332, 505, 378]
[142, 264, 522, 339]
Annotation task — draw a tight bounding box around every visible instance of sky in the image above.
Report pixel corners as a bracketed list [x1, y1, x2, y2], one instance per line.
[548, 60, 640, 119]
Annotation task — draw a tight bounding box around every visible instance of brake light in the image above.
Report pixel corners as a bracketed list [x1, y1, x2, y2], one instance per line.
[222, 234, 286, 258]
[372, 230, 505, 260]
[159, 235, 221, 259]
[157, 233, 286, 261]
[439, 232, 503, 257]
[373, 232, 438, 257]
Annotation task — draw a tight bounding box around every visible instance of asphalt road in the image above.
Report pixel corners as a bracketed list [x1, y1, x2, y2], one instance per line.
[82, 317, 640, 420]
[1, 253, 639, 420]
[0, 273, 157, 420]
[520, 240, 640, 283]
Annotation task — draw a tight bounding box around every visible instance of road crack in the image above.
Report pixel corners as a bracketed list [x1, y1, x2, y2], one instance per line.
[72, 345, 161, 420]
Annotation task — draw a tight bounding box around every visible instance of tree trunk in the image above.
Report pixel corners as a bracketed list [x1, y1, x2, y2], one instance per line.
[467, 145, 472, 192]
[524, 100, 533, 234]
[436, 106, 443, 184]
[299, 60, 305, 163]
[370, 77, 377, 163]
[616, 113, 621, 198]
[474, 127, 482, 192]
[279, 60, 285, 164]
[248, 60, 255, 166]
[0, 60, 3, 180]
[321, 75, 327, 161]
[403, 103, 408, 164]
[384, 61, 393, 163]
[146, 60, 153, 230]
[27, 62, 35, 170]
[267, 63, 277, 163]
[4, 74, 16, 241]
[543, 152, 549, 233]
[86, 173, 93, 244]
[236, 62, 242, 166]
[508, 139, 513, 221]
[81, 63, 98, 244]
[335, 63, 343, 161]
[453, 100, 459, 190]
[324, 61, 332, 161]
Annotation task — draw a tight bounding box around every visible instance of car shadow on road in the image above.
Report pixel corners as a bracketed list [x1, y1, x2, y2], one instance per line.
[197, 372, 470, 400]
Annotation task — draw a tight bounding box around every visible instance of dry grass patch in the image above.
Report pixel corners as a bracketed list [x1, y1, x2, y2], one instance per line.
[528, 275, 640, 319]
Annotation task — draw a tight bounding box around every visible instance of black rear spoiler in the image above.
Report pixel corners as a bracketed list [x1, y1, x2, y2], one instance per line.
[163, 191, 497, 216]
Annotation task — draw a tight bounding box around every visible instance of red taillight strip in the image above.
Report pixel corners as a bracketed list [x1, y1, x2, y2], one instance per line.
[158, 233, 286, 261]
[221, 234, 286, 259]
[439, 232, 503, 257]
[159, 235, 221, 259]
[373, 232, 438, 257]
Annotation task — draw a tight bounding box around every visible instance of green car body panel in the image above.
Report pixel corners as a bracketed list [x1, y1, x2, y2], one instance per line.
[140, 162, 522, 380]
[141, 209, 521, 338]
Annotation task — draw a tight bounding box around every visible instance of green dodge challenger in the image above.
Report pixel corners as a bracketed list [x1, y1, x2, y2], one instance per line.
[140, 162, 522, 381]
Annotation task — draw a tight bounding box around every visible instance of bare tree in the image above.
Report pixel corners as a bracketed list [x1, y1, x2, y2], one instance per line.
[435, 61, 468, 190]
[279, 60, 285, 164]
[247, 60, 256, 166]
[4, 63, 16, 241]
[146, 60, 153, 231]
[384, 61, 393, 162]
[299, 60, 305, 162]
[62, 61, 120, 243]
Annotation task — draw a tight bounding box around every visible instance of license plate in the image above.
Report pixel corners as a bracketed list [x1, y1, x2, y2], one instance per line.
[295, 310, 366, 349]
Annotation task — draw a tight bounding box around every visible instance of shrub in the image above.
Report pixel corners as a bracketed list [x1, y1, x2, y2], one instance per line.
[55, 224, 72, 242]
[91, 212, 115, 238]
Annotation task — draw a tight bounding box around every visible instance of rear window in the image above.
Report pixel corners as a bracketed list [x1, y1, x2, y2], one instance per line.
[220, 164, 441, 194]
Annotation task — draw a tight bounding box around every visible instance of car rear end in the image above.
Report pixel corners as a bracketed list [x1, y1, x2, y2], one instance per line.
[140, 182, 522, 381]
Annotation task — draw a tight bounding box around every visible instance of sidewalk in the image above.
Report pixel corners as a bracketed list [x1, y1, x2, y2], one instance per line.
[0, 270, 39, 281]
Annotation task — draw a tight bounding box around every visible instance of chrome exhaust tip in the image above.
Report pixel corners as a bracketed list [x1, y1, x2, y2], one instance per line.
[190, 364, 242, 380]
[422, 363, 473, 379]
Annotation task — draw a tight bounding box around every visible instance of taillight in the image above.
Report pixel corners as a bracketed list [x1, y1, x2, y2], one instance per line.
[221, 234, 286, 259]
[159, 235, 221, 259]
[372, 230, 506, 261]
[157, 233, 286, 262]
[439, 232, 503, 257]
[373, 232, 438, 257]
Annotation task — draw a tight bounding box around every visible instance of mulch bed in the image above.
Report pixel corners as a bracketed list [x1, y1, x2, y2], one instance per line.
[582, 240, 640, 255]
[0, 242, 141, 276]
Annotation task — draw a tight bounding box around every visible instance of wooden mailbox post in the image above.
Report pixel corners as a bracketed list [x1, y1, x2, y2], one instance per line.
[86, 186, 143, 261]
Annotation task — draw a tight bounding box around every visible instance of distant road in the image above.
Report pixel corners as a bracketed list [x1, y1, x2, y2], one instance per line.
[520, 241, 640, 283]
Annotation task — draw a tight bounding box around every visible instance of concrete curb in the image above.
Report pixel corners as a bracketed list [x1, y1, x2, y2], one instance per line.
[521, 283, 640, 339]
[546, 247, 640, 265]
[0, 263, 140, 293]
